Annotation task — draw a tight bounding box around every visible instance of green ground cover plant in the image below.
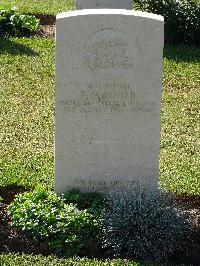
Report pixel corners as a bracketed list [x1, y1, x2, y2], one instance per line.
[0, 0, 75, 15]
[8, 187, 104, 257]
[64, 189, 107, 215]
[0, 38, 199, 195]
[0, 5, 39, 36]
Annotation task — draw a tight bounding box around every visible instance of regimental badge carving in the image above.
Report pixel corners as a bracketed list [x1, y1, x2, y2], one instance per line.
[84, 29, 134, 79]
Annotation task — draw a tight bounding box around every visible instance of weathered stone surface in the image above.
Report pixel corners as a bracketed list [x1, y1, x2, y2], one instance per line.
[55, 9, 164, 194]
[76, 0, 132, 10]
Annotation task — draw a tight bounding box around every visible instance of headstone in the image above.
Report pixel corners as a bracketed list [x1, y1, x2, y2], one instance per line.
[55, 7, 164, 194]
[76, 0, 132, 9]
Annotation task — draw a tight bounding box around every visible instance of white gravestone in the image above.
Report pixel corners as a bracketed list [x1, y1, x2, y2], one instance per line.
[76, 0, 132, 10]
[55, 8, 164, 194]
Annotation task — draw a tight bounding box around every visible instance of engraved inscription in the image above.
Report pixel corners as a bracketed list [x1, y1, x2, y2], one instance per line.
[69, 178, 150, 193]
[58, 82, 156, 114]
[59, 99, 155, 113]
[84, 29, 134, 78]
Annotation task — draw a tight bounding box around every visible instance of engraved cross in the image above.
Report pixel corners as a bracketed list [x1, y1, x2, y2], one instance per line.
[89, 119, 121, 176]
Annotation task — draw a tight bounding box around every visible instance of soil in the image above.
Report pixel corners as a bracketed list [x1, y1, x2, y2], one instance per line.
[0, 187, 200, 264]
[28, 14, 56, 38]
[0, 202, 50, 255]
[0, 25, 55, 39]
[35, 14, 56, 25]
[170, 195, 200, 265]
[35, 25, 55, 38]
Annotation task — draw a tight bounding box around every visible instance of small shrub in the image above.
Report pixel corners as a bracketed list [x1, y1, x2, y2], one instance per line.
[102, 189, 191, 261]
[133, 0, 200, 45]
[8, 186, 103, 256]
[0, 5, 39, 36]
[64, 189, 107, 215]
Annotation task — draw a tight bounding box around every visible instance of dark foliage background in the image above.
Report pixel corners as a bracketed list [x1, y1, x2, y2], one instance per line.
[134, 0, 200, 45]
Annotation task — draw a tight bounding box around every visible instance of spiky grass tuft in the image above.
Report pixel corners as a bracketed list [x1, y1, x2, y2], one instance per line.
[103, 189, 191, 261]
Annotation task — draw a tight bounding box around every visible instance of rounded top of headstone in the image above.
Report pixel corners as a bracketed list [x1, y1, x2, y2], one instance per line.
[76, 0, 132, 10]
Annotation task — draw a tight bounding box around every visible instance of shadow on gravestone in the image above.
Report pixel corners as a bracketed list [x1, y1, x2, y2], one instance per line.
[0, 37, 39, 56]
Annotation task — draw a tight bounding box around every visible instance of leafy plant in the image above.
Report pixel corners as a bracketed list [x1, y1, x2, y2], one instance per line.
[0, 5, 39, 36]
[8, 186, 103, 256]
[102, 189, 191, 261]
[64, 189, 107, 215]
[133, 0, 200, 45]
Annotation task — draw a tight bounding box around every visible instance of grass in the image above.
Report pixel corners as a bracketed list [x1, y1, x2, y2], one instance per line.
[160, 46, 200, 195]
[0, 254, 188, 265]
[1, 0, 75, 15]
[0, 37, 55, 190]
[0, 254, 145, 266]
[0, 38, 200, 195]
